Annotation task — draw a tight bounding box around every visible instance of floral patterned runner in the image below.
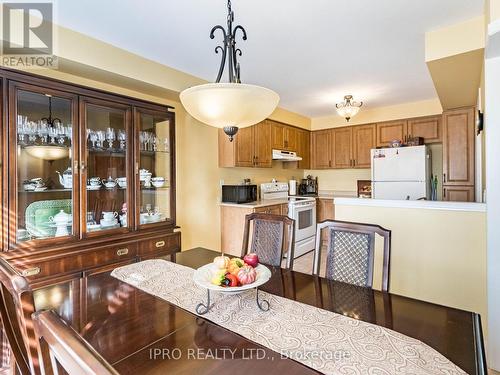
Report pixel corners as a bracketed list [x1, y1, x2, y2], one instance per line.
[111, 259, 466, 375]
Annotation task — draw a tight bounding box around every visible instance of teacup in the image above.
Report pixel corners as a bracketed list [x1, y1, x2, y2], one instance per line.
[116, 177, 127, 188]
[102, 211, 118, 221]
[151, 177, 165, 188]
[103, 179, 117, 189]
[89, 177, 101, 186]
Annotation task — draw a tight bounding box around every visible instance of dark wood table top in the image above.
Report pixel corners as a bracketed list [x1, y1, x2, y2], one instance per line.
[32, 248, 486, 375]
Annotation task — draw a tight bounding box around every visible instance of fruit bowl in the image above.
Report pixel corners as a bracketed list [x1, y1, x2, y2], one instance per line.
[193, 263, 271, 295]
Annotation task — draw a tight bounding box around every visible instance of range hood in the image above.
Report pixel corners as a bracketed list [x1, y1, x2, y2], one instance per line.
[272, 149, 302, 161]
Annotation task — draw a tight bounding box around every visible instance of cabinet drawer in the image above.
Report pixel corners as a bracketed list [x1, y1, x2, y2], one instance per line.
[253, 205, 282, 215]
[138, 232, 181, 256]
[17, 243, 138, 280]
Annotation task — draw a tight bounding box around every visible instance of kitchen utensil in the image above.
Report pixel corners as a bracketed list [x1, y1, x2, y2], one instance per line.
[102, 211, 118, 221]
[103, 176, 117, 189]
[56, 167, 73, 189]
[116, 177, 127, 188]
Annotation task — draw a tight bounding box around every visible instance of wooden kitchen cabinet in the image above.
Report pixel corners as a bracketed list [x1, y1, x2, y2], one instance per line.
[219, 120, 272, 168]
[296, 129, 311, 169]
[270, 121, 297, 151]
[317, 199, 334, 222]
[233, 126, 254, 167]
[407, 115, 442, 143]
[376, 120, 408, 147]
[332, 127, 352, 168]
[221, 203, 289, 255]
[352, 124, 376, 168]
[311, 129, 332, 169]
[443, 186, 475, 202]
[442, 107, 475, 201]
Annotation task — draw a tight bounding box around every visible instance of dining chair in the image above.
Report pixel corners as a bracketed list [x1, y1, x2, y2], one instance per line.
[241, 213, 295, 269]
[33, 310, 119, 375]
[313, 220, 391, 292]
[0, 258, 39, 375]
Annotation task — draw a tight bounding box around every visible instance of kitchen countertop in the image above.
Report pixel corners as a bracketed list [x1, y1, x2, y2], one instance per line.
[220, 198, 290, 209]
[334, 197, 486, 212]
[220, 190, 359, 208]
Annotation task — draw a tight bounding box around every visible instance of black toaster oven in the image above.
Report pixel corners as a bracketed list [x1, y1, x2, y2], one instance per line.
[222, 185, 257, 204]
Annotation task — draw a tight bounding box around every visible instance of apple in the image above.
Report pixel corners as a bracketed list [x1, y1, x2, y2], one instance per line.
[243, 253, 259, 268]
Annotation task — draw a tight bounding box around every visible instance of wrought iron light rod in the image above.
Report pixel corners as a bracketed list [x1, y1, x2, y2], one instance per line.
[211, 0, 247, 84]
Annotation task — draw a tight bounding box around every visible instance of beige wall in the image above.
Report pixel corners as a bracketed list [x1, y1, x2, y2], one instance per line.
[335, 204, 487, 327]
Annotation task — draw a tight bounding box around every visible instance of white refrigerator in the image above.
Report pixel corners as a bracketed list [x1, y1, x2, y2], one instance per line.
[371, 145, 431, 200]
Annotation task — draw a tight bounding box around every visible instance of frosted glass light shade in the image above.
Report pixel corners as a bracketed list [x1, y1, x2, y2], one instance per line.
[180, 83, 280, 128]
[25, 145, 69, 160]
[336, 105, 361, 119]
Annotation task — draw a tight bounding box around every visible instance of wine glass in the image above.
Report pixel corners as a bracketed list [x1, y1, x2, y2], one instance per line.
[117, 130, 126, 150]
[96, 131, 105, 149]
[106, 127, 115, 150]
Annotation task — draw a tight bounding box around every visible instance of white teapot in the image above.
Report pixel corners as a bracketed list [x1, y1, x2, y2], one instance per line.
[50, 210, 71, 237]
[56, 168, 72, 189]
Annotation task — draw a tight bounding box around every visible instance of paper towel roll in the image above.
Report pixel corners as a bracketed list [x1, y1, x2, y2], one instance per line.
[289, 180, 297, 196]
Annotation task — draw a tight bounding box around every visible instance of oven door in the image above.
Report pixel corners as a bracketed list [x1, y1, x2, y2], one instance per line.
[290, 202, 316, 241]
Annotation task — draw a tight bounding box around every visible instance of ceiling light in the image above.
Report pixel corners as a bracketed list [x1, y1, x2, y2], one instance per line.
[335, 95, 363, 122]
[180, 0, 280, 141]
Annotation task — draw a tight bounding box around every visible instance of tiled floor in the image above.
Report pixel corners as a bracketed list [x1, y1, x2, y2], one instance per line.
[283, 247, 327, 276]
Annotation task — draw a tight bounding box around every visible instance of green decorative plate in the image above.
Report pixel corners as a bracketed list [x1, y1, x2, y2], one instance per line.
[25, 199, 72, 239]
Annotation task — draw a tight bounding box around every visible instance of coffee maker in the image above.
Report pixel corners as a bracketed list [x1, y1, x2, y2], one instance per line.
[299, 175, 318, 196]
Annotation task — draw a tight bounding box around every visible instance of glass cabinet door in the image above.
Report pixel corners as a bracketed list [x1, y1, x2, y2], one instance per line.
[136, 108, 174, 228]
[11, 83, 78, 246]
[81, 98, 132, 236]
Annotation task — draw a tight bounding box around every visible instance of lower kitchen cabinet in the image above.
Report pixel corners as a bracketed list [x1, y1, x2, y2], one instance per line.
[317, 199, 334, 223]
[443, 186, 475, 202]
[221, 203, 289, 256]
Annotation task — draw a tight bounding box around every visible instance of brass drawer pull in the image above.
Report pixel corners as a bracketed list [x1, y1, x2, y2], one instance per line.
[21, 267, 40, 277]
[116, 248, 129, 256]
[155, 240, 165, 248]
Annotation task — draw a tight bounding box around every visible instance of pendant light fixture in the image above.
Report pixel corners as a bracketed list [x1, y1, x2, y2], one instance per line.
[180, 0, 280, 141]
[25, 94, 69, 161]
[335, 95, 363, 122]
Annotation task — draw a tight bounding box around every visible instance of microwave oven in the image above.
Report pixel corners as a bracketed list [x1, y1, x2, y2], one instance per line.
[222, 185, 257, 204]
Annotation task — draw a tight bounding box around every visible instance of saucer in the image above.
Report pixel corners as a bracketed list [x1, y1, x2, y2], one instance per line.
[34, 187, 48, 192]
[87, 185, 101, 190]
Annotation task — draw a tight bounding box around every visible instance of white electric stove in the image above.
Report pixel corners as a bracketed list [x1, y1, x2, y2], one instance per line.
[260, 182, 316, 258]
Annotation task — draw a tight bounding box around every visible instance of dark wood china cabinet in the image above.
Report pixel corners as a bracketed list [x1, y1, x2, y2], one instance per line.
[0, 68, 180, 285]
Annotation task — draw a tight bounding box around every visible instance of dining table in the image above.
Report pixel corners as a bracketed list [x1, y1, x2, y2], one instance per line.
[31, 247, 486, 375]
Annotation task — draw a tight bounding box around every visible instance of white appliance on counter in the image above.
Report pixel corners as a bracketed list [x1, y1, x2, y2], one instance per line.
[261, 182, 316, 258]
[371, 145, 431, 200]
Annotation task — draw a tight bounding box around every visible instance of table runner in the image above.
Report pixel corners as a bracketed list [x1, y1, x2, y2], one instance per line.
[111, 260, 467, 375]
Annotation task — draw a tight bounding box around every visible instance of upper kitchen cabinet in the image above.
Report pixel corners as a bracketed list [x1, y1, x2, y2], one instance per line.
[442, 107, 475, 201]
[376, 120, 407, 147]
[218, 120, 272, 168]
[311, 129, 332, 169]
[352, 124, 376, 168]
[270, 120, 297, 151]
[331, 127, 352, 168]
[407, 115, 442, 143]
[296, 129, 310, 169]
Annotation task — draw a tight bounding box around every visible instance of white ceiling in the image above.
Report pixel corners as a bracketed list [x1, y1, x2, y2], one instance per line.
[56, 0, 483, 118]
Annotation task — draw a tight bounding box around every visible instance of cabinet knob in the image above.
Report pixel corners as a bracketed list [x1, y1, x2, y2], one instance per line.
[155, 240, 165, 248]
